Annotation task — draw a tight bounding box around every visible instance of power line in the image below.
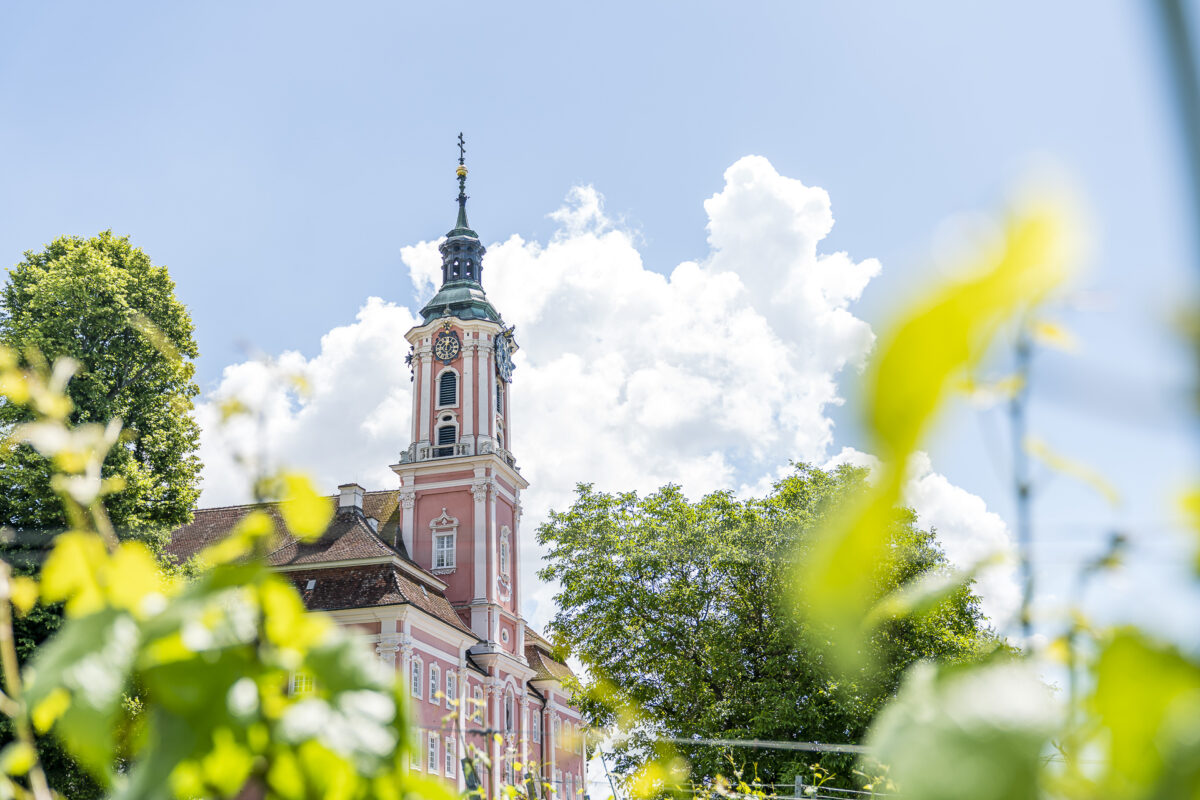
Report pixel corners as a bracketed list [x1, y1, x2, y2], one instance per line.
[658, 737, 868, 755]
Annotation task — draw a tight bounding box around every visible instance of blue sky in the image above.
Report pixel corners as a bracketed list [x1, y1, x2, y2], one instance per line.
[3, 2, 1199, 641]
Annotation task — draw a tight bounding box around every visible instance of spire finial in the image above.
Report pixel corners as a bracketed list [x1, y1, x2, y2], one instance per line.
[454, 132, 470, 231]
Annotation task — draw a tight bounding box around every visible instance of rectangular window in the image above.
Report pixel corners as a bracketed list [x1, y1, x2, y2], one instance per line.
[412, 730, 422, 771]
[427, 735, 439, 776]
[473, 686, 484, 722]
[445, 737, 456, 778]
[446, 671, 457, 704]
[434, 531, 456, 569]
[437, 425, 456, 445]
[289, 672, 315, 696]
[429, 664, 441, 704]
[532, 713, 541, 743]
[411, 661, 423, 699]
[439, 373, 457, 406]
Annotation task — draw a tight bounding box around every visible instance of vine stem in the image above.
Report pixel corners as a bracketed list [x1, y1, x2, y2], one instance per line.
[0, 562, 52, 800]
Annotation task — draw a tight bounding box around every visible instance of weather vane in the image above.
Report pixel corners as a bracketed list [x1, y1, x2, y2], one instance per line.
[455, 133, 469, 208]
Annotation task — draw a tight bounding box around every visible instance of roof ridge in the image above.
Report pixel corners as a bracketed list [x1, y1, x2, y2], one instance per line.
[192, 500, 277, 514]
[192, 488, 398, 516]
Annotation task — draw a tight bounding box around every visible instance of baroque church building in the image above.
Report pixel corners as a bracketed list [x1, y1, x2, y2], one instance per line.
[168, 145, 587, 799]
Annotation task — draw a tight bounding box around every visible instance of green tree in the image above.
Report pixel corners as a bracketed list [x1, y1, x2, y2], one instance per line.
[537, 464, 999, 788]
[0, 231, 202, 798]
[0, 230, 201, 543]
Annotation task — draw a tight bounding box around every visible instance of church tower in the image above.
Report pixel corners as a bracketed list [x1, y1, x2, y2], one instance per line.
[392, 136, 527, 659]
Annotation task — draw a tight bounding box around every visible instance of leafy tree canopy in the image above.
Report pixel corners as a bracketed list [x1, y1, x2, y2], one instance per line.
[537, 464, 1000, 787]
[0, 231, 201, 546]
[0, 232, 203, 798]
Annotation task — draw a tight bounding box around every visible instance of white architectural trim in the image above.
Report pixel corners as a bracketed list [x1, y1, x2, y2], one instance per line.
[399, 488, 416, 556]
[463, 342, 475, 437]
[419, 353, 432, 442]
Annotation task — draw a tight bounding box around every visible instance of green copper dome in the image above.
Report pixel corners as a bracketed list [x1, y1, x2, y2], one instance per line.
[418, 134, 499, 324]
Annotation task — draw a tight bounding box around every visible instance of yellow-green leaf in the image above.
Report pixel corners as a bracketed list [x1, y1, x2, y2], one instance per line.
[107, 542, 168, 616]
[0, 743, 35, 777]
[801, 202, 1077, 673]
[31, 688, 70, 734]
[1025, 436, 1120, 507]
[9, 577, 38, 615]
[41, 532, 108, 617]
[279, 473, 332, 541]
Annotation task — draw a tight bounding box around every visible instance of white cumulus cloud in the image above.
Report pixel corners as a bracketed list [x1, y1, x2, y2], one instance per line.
[195, 155, 1015, 630]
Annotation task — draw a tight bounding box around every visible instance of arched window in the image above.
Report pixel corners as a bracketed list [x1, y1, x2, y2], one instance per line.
[438, 370, 458, 407]
[429, 663, 441, 704]
[411, 657, 423, 699]
[504, 689, 515, 732]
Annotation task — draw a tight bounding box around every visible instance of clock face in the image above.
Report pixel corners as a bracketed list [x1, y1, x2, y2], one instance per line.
[494, 332, 514, 382]
[433, 330, 461, 364]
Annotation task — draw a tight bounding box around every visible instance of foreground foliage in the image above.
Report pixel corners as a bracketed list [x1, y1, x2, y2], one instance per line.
[0, 232, 205, 796]
[0, 351, 450, 800]
[811, 203, 1200, 799]
[538, 468, 998, 786]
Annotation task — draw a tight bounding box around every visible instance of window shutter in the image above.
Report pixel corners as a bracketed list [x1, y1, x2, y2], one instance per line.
[439, 372, 457, 406]
[437, 425, 456, 445]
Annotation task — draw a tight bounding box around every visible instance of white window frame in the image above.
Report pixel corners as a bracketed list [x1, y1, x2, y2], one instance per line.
[446, 670, 458, 705]
[429, 663, 441, 705]
[289, 671, 315, 696]
[445, 736, 456, 778]
[436, 422, 458, 447]
[412, 729, 422, 771]
[411, 657, 423, 699]
[472, 685, 484, 722]
[504, 689, 515, 733]
[436, 367, 460, 409]
[532, 712, 541, 743]
[430, 509, 458, 573]
[427, 734, 439, 776]
[434, 530, 456, 570]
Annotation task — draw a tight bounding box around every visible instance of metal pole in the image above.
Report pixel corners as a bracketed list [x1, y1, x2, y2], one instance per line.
[1011, 327, 1034, 640]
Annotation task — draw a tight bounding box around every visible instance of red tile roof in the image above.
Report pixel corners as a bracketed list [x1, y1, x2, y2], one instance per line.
[167, 490, 472, 635]
[524, 635, 575, 683]
[166, 490, 406, 565]
[284, 564, 474, 635]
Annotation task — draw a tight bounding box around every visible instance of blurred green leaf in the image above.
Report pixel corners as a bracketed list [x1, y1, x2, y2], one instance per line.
[24, 608, 140, 780]
[867, 660, 1057, 800]
[279, 473, 332, 541]
[801, 204, 1076, 672]
[1089, 629, 1200, 797]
